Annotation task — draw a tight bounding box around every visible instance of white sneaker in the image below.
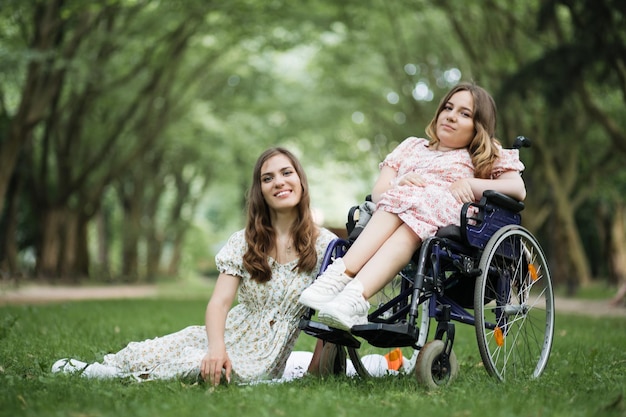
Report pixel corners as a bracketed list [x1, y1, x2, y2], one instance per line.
[299, 258, 352, 310]
[318, 279, 369, 331]
[51, 358, 89, 374]
[51, 358, 121, 378]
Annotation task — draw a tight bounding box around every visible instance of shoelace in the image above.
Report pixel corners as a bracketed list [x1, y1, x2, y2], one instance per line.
[336, 288, 368, 312]
[316, 265, 346, 288]
[317, 277, 346, 292]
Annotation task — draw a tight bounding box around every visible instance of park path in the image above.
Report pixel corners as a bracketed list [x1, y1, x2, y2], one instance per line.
[0, 284, 159, 305]
[0, 284, 625, 318]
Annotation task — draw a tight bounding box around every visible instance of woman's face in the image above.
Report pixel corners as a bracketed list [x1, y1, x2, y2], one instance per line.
[435, 90, 475, 151]
[260, 154, 302, 212]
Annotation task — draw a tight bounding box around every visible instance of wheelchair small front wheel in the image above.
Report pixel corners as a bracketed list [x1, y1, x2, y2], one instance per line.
[475, 225, 555, 381]
[414, 340, 459, 389]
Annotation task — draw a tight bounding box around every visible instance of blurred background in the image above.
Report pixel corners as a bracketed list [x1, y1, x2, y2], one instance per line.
[0, 0, 624, 302]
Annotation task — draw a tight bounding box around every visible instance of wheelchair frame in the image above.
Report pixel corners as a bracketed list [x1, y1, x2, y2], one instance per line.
[300, 140, 555, 389]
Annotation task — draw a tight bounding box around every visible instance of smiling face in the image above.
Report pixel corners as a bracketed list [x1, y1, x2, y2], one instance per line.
[434, 90, 476, 151]
[260, 153, 303, 213]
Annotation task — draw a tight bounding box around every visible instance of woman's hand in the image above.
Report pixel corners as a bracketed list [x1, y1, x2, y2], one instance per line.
[449, 178, 475, 203]
[203, 273, 239, 386]
[201, 348, 232, 386]
[393, 172, 427, 187]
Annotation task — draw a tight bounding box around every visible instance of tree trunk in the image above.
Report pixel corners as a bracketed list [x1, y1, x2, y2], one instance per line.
[609, 201, 626, 306]
[58, 211, 78, 280]
[145, 235, 162, 282]
[119, 186, 141, 282]
[95, 210, 111, 279]
[0, 0, 71, 215]
[540, 141, 592, 289]
[0, 171, 21, 280]
[36, 207, 66, 278]
[66, 211, 91, 280]
[167, 234, 184, 276]
[35, 207, 91, 280]
[0, 123, 27, 220]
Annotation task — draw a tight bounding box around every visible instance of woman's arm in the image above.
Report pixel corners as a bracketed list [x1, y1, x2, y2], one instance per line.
[202, 273, 240, 386]
[451, 171, 526, 203]
[469, 171, 526, 201]
[371, 165, 398, 203]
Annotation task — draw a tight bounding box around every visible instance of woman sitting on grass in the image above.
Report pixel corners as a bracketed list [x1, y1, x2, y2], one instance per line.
[52, 147, 336, 386]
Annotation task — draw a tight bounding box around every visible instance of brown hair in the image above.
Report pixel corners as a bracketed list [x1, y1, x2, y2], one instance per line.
[425, 82, 501, 178]
[243, 147, 319, 283]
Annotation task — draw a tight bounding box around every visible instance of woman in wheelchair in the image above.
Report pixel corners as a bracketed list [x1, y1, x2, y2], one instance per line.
[299, 82, 527, 331]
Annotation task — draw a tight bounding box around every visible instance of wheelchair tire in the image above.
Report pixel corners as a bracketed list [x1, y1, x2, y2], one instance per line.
[474, 225, 555, 381]
[414, 340, 459, 389]
[317, 342, 346, 376]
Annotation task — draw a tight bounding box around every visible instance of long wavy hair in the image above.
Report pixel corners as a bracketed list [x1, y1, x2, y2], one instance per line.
[243, 147, 320, 283]
[425, 82, 501, 178]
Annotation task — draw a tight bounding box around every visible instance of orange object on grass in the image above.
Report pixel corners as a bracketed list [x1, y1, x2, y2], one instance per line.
[384, 348, 403, 371]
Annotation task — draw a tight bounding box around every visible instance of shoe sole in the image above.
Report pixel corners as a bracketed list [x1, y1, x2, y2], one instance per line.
[318, 311, 367, 331]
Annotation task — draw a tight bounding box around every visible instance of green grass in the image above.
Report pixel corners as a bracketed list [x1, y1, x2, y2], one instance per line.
[552, 280, 622, 301]
[1, 294, 625, 417]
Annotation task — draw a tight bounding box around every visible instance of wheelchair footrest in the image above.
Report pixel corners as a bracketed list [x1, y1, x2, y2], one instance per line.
[299, 319, 361, 348]
[351, 322, 418, 348]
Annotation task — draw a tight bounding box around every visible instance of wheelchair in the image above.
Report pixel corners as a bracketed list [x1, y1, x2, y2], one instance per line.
[300, 136, 555, 389]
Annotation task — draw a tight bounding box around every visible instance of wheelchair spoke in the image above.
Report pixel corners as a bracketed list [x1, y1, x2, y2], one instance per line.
[475, 225, 555, 381]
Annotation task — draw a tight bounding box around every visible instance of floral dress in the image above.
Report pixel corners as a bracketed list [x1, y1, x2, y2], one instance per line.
[377, 137, 525, 240]
[100, 227, 336, 382]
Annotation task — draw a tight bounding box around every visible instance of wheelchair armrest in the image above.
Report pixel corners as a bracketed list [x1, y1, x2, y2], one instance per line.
[481, 190, 524, 213]
[460, 190, 523, 249]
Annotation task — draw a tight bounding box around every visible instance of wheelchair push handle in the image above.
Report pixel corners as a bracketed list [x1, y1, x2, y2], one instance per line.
[512, 135, 531, 149]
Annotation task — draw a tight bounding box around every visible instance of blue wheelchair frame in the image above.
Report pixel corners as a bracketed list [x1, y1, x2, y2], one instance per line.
[300, 137, 554, 386]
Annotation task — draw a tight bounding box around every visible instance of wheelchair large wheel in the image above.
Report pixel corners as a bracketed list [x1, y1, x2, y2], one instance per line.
[474, 225, 554, 381]
[345, 267, 430, 378]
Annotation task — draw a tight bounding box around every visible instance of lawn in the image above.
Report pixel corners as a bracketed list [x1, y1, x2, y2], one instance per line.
[1, 291, 624, 417]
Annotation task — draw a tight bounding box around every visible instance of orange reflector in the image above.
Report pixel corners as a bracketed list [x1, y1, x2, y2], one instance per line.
[528, 263, 538, 281]
[494, 327, 504, 347]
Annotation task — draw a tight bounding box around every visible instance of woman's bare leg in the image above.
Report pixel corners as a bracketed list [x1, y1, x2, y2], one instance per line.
[354, 224, 422, 299]
[299, 211, 406, 313]
[316, 224, 422, 330]
[342, 210, 404, 275]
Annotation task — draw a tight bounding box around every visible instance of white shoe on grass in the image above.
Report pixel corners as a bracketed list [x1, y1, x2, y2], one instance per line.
[51, 358, 122, 378]
[51, 358, 89, 374]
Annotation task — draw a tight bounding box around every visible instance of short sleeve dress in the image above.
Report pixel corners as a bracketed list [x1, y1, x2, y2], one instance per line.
[100, 227, 336, 382]
[377, 137, 524, 240]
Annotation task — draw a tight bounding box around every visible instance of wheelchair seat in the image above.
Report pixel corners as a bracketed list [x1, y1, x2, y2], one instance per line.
[434, 224, 463, 242]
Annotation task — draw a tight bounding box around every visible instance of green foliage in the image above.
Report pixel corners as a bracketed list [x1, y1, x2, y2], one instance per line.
[1, 0, 625, 291]
[0, 298, 624, 417]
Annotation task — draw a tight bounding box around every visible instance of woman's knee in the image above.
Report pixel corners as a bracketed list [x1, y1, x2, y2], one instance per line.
[394, 225, 422, 249]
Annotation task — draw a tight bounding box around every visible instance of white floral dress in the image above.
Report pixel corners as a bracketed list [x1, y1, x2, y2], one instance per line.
[377, 137, 525, 240]
[100, 227, 336, 382]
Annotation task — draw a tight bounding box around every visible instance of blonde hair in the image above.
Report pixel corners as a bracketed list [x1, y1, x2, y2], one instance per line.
[425, 82, 501, 178]
[243, 147, 319, 283]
